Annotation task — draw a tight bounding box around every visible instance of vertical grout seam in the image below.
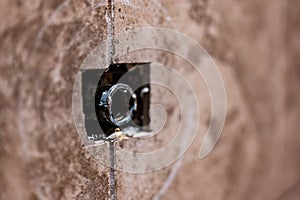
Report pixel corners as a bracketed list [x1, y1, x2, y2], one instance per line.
[106, 1, 116, 200]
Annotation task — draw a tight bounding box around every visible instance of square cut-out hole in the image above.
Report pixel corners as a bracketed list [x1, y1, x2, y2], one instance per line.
[82, 63, 150, 141]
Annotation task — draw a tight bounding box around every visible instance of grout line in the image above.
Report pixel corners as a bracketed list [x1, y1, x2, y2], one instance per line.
[106, 1, 116, 199]
[106, 0, 115, 64]
[109, 140, 117, 200]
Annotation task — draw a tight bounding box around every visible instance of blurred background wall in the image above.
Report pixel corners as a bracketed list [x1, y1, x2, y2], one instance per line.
[0, 0, 300, 199]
